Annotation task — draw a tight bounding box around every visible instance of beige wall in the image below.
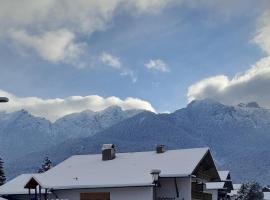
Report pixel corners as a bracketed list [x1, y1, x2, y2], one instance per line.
[54, 186, 153, 200]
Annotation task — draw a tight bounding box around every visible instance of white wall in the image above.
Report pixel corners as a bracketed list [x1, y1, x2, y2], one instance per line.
[7, 193, 53, 200]
[5, 177, 193, 200]
[156, 177, 192, 200]
[54, 186, 153, 200]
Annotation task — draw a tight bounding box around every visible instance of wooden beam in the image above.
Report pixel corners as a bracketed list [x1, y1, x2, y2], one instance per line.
[39, 185, 42, 200]
[35, 187, 37, 200]
[45, 189, 48, 200]
[28, 188, 31, 200]
[174, 178, 179, 198]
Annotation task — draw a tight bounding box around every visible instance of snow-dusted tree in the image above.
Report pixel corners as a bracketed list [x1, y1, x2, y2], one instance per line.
[38, 157, 52, 173]
[236, 182, 263, 200]
[0, 157, 6, 186]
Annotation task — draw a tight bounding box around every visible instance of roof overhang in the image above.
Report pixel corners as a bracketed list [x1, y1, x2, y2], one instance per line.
[206, 182, 226, 190]
[45, 183, 154, 191]
[24, 175, 194, 191]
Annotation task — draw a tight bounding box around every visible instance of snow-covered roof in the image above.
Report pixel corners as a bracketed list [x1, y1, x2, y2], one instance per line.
[0, 174, 36, 195]
[29, 147, 210, 190]
[0, 197, 7, 200]
[233, 184, 242, 190]
[218, 171, 230, 181]
[228, 184, 242, 196]
[206, 182, 225, 190]
[264, 192, 270, 200]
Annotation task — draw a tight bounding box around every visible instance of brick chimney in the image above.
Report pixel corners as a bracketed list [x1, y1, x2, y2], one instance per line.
[156, 144, 165, 154]
[102, 144, 116, 161]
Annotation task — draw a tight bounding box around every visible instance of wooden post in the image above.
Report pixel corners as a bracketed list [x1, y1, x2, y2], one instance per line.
[45, 189, 48, 200]
[39, 185, 42, 200]
[35, 187, 37, 200]
[28, 188, 31, 200]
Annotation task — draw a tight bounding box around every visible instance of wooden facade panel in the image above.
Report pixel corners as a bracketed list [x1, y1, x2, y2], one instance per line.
[192, 191, 212, 200]
[80, 192, 110, 200]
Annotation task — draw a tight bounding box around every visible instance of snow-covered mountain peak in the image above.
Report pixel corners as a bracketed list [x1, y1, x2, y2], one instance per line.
[188, 98, 223, 108]
[52, 106, 144, 139]
[100, 105, 123, 114]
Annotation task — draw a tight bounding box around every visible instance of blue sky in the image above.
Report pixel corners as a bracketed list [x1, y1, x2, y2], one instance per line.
[0, 0, 270, 120]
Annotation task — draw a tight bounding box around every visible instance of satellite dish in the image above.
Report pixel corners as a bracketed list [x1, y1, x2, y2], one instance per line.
[0, 97, 9, 103]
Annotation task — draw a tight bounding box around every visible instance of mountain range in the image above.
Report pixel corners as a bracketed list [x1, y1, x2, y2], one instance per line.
[1, 99, 270, 184]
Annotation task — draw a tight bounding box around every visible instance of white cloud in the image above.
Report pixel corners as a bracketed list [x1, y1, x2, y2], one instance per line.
[145, 59, 170, 72]
[100, 52, 122, 69]
[187, 7, 270, 107]
[99, 52, 137, 82]
[120, 69, 138, 83]
[10, 29, 85, 63]
[253, 8, 270, 55]
[0, 0, 180, 64]
[0, 89, 155, 121]
[0, 0, 258, 66]
[0, 0, 247, 64]
[125, 0, 178, 14]
[187, 56, 270, 107]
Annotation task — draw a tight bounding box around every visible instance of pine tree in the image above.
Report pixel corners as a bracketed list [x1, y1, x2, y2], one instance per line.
[0, 157, 6, 186]
[237, 181, 263, 200]
[38, 157, 52, 173]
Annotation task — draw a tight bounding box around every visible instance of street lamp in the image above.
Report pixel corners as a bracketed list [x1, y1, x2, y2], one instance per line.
[0, 97, 9, 103]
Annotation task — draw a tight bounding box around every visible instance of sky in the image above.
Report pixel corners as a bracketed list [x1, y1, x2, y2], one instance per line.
[0, 0, 270, 121]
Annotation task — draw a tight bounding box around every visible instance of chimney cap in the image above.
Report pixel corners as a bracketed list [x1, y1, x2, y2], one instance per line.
[156, 144, 165, 153]
[102, 144, 115, 150]
[102, 144, 116, 161]
[150, 169, 161, 175]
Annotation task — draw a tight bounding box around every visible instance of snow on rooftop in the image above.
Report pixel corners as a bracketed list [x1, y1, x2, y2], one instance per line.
[218, 171, 230, 181]
[0, 174, 36, 195]
[264, 192, 270, 200]
[233, 184, 242, 190]
[206, 182, 225, 190]
[0, 197, 7, 200]
[228, 184, 242, 196]
[31, 147, 209, 190]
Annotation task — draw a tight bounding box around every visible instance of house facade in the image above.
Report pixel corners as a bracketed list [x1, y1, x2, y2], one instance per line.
[205, 171, 233, 200]
[0, 174, 49, 200]
[0, 145, 227, 200]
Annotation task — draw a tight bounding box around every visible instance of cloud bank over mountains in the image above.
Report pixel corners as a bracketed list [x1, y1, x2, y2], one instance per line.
[1, 0, 270, 114]
[0, 89, 155, 121]
[188, 5, 270, 108]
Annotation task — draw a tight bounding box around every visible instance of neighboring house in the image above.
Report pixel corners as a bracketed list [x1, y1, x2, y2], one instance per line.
[264, 192, 270, 200]
[0, 145, 222, 200]
[263, 187, 270, 192]
[228, 184, 242, 200]
[263, 187, 270, 200]
[205, 171, 233, 200]
[0, 174, 49, 200]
